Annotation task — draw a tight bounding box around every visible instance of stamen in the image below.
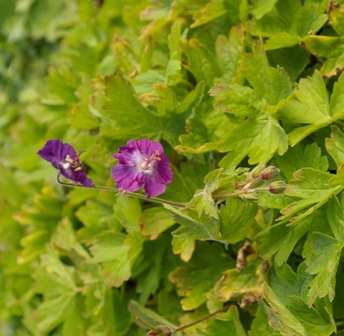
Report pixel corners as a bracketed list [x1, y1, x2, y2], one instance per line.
[149, 150, 161, 161]
[64, 154, 84, 171]
[65, 154, 73, 163]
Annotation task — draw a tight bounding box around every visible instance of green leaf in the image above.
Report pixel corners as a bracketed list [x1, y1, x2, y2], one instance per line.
[182, 39, 221, 87]
[278, 168, 343, 224]
[75, 200, 117, 242]
[265, 264, 336, 336]
[15, 185, 64, 263]
[258, 208, 329, 266]
[267, 45, 312, 83]
[169, 242, 234, 310]
[69, 102, 100, 130]
[333, 267, 344, 320]
[33, 246, 83, 334]
[90, 230, 144, 287]
[249, 0, 327, 50]
[191, 0, 227, 28]
[217, 113, 288, 167]
[215, 255, 265, 301]
[287, 296, 335, 336]
[250, 0, 278, 20]
[205, 305, 247, 336]
[211, 83, 268, 117]
[158, 288, 184, 325]
[276, 143, 329, 181]
[326, 126, 344, 169]
[277, 71, 331, 143]
[140, 206, 175, 240]
[269, 263, 312, 307]
[249, 304, 276, 336]
[219, 198, 258, 245]
[172, 235, 196, 262]
[328, 194, 344, 241]
[53, 217, 90, 261]
[128, 300, 178, 332]
[186, 168, 235, 219]
[303, 232, 343, 305]
[102, 72, 159, 140]
[162, 81, 206, 147]
[168, 205, 222, 242]
[302, 3, 344, 77]
[280, 70, 344, 145]
[210, 44, 291, 166]
[242, 43, 295, 106]
[133, 234, 182, 304]
[215, 26, 245, 84]
[264, 283, 307, 335]
[176, 106, 230, 154]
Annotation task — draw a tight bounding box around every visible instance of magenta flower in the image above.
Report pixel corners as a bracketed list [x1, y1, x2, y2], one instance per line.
[111, 139, 173, 198]
[37, 139, 93, 187]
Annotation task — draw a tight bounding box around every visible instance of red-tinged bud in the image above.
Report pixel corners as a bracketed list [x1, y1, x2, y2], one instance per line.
[147, 325, 173, 336]
[268, 181, 286, 194]
[250, 165, 265, 179]
[260, 166, 280, 181]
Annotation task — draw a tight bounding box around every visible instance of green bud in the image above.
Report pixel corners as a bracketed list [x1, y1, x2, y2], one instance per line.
[260, 166, 280, 181]
[147, 325, 173, 336]
[250, 165, 266, 179]
[268, 181, 286, 194]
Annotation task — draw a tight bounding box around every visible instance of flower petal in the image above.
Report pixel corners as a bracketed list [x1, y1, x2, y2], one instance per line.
[112, 165, 143, 192]
[143, 175, 167, 199]
[111, 138, 173, 198]
[136, 138, 163, 155]
[38, 139, 93, 187]
[37, 139, 75, 168]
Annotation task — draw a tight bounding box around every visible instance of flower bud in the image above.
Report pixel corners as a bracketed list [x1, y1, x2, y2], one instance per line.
[268, 181, 286, 194]
[147, 325, 173, 336]
[260, 166, 280, 181]
[250, 165, 265, 179]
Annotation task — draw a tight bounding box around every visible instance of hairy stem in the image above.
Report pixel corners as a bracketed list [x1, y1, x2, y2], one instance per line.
[173, 305, 230, 333]
[56, 174, 186, 208]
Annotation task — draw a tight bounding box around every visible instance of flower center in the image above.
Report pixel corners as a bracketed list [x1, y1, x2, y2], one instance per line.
[140, 150, 161, 171]
[62, 154, 84, 172]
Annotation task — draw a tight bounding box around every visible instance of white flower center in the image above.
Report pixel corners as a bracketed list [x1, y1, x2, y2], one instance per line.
[139, 150, 161, 172]
[62, 154, 84, 172]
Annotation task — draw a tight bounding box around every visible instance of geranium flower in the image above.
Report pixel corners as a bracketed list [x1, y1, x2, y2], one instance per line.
[37, 139, 93, 187]
[111, 138, 173, 198]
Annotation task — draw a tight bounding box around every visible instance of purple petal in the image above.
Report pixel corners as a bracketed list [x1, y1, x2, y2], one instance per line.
[112, 165, 143, 192]
[136, 138, 163, 155]
[143, 175, 167, 199]
[75, 174, 94, 187]
[37, 140, 76, 168]
[111, 138, 173, 198]
[155, 154, 173, 184]
[38, 139, 93, 187]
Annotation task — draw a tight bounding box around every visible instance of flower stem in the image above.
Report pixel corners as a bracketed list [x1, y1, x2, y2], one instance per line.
[56, 174, 186, 208]
[173, 305, 230, 333]
[212, 189, 247, 199]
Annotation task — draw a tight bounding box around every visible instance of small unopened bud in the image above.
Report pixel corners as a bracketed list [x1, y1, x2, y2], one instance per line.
[250, 165, 265, 179]
[147, 326, 173, 336]
[268, 181, 286, 194]
[260, 166, 280, 181]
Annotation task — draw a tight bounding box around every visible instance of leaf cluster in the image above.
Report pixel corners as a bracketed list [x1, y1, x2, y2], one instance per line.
[3, 0, 344, 335]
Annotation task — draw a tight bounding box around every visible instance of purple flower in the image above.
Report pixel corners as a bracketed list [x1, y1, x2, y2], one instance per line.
[37, 139, 93, 187]
[111, 138, 173, 198]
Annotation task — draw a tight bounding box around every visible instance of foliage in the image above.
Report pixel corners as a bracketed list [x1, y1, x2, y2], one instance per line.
[2, 0, 344, 335]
